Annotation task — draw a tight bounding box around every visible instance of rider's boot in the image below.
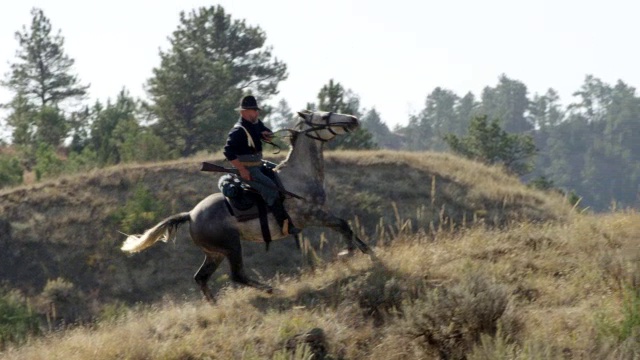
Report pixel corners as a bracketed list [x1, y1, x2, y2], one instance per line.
[269, 200, 301, 236]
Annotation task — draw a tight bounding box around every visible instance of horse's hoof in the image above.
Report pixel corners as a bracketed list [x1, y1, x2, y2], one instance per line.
[270, 288, 284, 295]
[264, 287, 283, 295]
[337, 249, 356, 258]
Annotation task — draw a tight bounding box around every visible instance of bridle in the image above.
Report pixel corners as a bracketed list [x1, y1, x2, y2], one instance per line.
[296, 111, 355, 142]
[266, 111, 356, 152]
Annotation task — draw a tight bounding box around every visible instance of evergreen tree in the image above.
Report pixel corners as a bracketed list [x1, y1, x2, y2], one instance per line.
[361, 108, 401, 149]
[528, 88, 564, 130]
[314, 80, 376, 150]
[317, 80, 356, 114]
[34, 106, 68, 147]
[146, 5, 287, 156]
[1, 8, 88, 148]
[555, 76, 640, 209]
[33, 143, 65, 180]
[3, 93, 35, 146]
[67, 106, 92, 153]
[543, 114, 593, 189]
[404, 112, 433, 151]
[89, 90, 173, 166]
[3, 8, 88, 108]
[90, 91, 138, 165]
[528, 88, 565, 181]
[444, 115, 537, 176]
[603, 80, 640, 155]
[268, 99, 295, 130]
[480, 75, 532, 133]
[409, 87, 460, 150]
[455, 92, 479, 134]
[568, 75, 611, 122]
[401, 88, 477, 151]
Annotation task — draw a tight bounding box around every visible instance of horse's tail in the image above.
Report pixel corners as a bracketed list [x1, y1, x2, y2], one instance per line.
[121, 212, 191, 253]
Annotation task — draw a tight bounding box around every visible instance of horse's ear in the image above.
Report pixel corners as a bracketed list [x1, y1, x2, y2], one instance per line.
[297, 111, 308, 120]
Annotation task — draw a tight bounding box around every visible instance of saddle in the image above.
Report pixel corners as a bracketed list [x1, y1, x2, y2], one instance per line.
[218, 175, 265, 222]
[217, 161, 284, 249]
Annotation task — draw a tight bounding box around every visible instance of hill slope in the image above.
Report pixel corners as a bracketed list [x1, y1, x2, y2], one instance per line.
[3, 210, 640, 359]
[0, 150, 570, 306]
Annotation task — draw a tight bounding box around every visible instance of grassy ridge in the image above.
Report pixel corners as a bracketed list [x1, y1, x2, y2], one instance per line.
[3, 150, 618, 358]
[0, 151, 570, 305]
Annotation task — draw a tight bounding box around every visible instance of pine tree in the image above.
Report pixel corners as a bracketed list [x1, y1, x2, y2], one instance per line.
[480, 75, 532, 133]
[361, 108, 400, 149]
[1, 8, 88, 147]
[146, 5, 287, 156]
[90, 90, 173, 166]
[268, 99, 295, 130]
[444, 115, 537, 176]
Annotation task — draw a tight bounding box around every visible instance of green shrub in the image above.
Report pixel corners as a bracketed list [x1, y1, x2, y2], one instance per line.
[120, 131, 176, 163]
[341, 268, 405, 326]
[113, 184, 165, 234]
[34, 143, 64, 180]
[0, 289, 40, 349]
[0, 154, 23, 188]
[400, 272, 509, 359]
[467, 326, 519, 360]
[444, 115, 537, 176]
[598, 287, 640, 343]
[39, 278, 87, 326]
[65, 147, 99, 173]
[618, 289, 640, 344]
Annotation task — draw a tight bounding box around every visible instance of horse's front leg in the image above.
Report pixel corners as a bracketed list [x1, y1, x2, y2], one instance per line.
[312, 210, 372, 256]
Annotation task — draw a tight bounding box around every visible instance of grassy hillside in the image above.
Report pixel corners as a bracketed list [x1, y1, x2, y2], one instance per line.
[0, 149, 604, 357]
[2, 211, 639, 359]
[0, 151, 570, 304]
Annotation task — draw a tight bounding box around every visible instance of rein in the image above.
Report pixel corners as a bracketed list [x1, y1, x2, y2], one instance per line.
[262, 138, 282, 154]
[272, 112, 354, 143]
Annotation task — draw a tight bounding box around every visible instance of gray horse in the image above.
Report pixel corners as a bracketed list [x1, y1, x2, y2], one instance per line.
[121, 110, 374, 301]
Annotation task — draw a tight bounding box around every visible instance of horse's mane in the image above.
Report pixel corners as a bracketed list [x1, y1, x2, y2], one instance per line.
[280, 111, 310, 146]
[287, 130, 299, 146]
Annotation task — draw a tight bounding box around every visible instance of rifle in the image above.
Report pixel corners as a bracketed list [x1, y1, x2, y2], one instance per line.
[200, 162, 306, 200]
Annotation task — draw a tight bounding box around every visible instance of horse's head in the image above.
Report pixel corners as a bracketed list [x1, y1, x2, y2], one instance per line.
[294, 110, 359, 142]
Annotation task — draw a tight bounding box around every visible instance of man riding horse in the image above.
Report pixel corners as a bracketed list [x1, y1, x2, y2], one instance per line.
[122, 105, 374, 301]
[223, 95, 301, 236]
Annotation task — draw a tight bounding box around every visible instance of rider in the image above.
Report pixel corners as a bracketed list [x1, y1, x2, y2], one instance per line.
[223, 95, 301, 236]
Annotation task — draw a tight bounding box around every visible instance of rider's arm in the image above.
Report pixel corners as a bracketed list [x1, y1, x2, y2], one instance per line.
[258, 121, 273, 141]
[229, 158, 251, 181]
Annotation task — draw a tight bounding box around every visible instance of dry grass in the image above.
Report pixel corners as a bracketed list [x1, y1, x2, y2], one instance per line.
[325, 150, 572, 230]
[3, 209, 639, 359]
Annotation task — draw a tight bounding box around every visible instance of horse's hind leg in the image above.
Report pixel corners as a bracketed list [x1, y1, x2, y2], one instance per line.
[226, 243, 274, 293]
[194, 253, 225, 302]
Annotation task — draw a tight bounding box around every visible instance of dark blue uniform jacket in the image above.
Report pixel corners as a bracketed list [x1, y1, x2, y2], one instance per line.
[223, 118, 271, 161]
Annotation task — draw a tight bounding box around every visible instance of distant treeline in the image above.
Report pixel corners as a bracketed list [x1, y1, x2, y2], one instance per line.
[1, 6, 638, 211]
[393, 74, 640, 212]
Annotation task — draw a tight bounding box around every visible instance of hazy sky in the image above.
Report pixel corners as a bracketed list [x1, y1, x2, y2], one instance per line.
[1, 0, 639, 130]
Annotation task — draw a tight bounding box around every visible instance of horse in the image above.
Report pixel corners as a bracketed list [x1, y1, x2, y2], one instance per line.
[121, 110, 374, 301]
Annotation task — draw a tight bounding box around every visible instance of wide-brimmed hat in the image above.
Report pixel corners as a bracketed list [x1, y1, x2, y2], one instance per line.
[235, 95, 262, 111]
